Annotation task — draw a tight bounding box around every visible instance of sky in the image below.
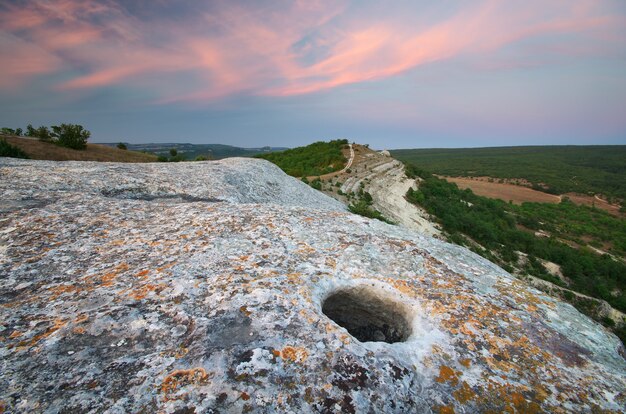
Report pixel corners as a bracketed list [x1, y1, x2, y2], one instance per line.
[1, 0, 625, 149]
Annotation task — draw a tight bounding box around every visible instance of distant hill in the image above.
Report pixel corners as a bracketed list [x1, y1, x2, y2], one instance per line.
[99, 142, 288, 160]
[1, 136, 157, 162]
[256, 139, 349, 176]
[391, 145, 626, 202]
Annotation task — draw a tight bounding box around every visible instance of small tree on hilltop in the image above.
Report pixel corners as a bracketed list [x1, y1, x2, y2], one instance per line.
[51, 123, 90, 150]
[117, 142, 128, 150]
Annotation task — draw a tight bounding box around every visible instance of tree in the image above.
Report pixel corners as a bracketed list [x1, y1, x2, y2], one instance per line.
[26, 124, 36, 137]
[51, 123, 90, 149]
[15, 128, 22, 136]
[117, 142, 128, 150]
[169, 148, 178, 157]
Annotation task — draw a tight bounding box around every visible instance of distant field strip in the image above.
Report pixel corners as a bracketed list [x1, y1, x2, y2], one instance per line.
[444, 176, 561, 205]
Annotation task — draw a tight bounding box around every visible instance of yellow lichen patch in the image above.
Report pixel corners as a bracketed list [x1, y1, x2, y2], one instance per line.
[127, 283, 167, 300]
[72, 326, 86, 334]
[453, 381, 476, 404]
[459, 359, 471, 368]
[74, 314, 88, 324]
[285, 272, 302, 282]
[279, 346, 309, 363]
[299, 309, 317, 324]
[48, 284, 79, 299]
[435, 365, 460, 385]
[389, 279, 417, 296]
[438, 405, 455, 414]
[156, 262, 176, 273]
[174, 347, 189, 359]
[17, 318, 67, 349]
[160, 368, 209, 402]
[240, 306, 252, 317]
[134, 269, 150, 279]
[99, 272, 118, 287]
[435, 366, 459, 386]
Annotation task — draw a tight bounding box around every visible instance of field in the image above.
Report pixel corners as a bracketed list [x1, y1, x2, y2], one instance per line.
[391, 146, 626, 203]
[2, 136, 157, 162]
[443, 176, 561, 205]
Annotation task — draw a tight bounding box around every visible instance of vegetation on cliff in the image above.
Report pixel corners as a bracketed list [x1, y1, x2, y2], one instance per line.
[404, 166, 626, 342]
[256, 139, 348, 177]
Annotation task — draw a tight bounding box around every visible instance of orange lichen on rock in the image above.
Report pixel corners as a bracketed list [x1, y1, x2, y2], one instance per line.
[16, 318, 67, 349]
[48, 284, 79, 299]
[435, 365, 459, 386]
[160, 368, 209, 402]
[453, 381, 476, 404]
[438, 405, 455, 414]
[134, 269, 150, 279]
[389, 279, 416, 296]
[239, 306, 252, 316]
[279, 346, 309, 363]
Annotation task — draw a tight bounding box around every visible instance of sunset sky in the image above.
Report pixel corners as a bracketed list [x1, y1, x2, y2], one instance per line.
[1, 0, 625, 148]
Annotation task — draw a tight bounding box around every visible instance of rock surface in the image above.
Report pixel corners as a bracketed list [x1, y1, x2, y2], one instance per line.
[1, 157, 625, 413]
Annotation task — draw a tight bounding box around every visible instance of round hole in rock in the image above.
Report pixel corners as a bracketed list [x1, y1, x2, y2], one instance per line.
[322, 287, 412, 343]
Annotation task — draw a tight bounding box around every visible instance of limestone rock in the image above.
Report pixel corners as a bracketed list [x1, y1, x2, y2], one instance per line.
[0, 157, 624, 413]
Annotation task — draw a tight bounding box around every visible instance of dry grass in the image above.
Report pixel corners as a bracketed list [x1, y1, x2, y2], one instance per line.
[2, 135, 157, 163]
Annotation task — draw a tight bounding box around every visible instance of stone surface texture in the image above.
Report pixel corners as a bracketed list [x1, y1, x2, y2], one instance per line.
[1, 157, 625, 413]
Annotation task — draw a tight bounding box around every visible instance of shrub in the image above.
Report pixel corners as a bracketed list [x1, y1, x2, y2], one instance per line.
[51, 124, 90, 149]
[0, 138, 29, 159]
[117, 142, 128, 150]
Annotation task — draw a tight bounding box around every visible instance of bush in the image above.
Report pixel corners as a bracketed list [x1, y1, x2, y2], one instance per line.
[51, 124, 90, 149]
[117, 143, 128, 150]
[0, 138, 29, 159]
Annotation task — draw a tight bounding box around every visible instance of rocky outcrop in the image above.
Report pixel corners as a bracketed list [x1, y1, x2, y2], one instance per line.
[1, 158, 624, 413]
[340, 149, 440, 237]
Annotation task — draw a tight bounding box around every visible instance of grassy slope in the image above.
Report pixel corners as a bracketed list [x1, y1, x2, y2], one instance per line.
[2, 136, 157, 162]
[391, 146, 626, 201]
[256, 139, 348, 177]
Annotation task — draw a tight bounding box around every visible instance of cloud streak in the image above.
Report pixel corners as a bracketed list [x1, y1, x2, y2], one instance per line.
[1, 0, 624, 103]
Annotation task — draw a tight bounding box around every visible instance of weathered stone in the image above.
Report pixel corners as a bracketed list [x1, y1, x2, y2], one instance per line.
[0, 158, 624, 413]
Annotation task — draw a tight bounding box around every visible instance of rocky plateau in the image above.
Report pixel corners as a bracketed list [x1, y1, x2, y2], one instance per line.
[1, 157, 625, 413]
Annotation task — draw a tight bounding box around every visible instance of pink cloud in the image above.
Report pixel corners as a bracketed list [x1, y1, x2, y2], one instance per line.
[0, 0, 624, 101]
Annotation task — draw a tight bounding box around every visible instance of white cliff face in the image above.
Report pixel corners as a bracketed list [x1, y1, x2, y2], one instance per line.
[0, 157, 625, 413]
[339, 148, 440, 237]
